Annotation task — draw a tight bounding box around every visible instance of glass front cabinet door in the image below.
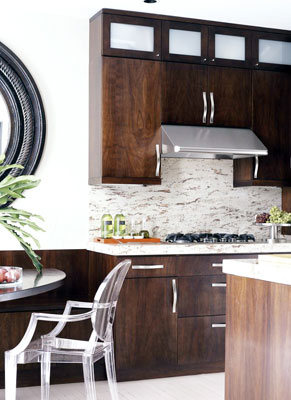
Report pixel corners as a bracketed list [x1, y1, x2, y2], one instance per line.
[102, 14, 161, 60]
[162, 21, 208, 64]
[208, 27, 252, 67]
[253, 32, 291, 71]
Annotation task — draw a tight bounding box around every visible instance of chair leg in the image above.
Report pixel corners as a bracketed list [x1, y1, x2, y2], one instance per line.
[5, 353, 17, 400]
[104, 347, 119, 400]
[41, 352, 51, 400]
[83, 357, 97, 400]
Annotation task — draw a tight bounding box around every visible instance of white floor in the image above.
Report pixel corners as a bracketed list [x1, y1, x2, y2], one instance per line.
[0, 373, 224, 400]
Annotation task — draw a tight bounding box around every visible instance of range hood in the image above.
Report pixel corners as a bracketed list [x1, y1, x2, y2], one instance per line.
[161, 125, 268, 159]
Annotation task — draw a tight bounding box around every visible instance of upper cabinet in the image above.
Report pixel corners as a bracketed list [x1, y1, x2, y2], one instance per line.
[102, 14, 161, 60]
[253, 32, 291, 72]
[208, 27, 252, 68]
[162, 21, 208, 64]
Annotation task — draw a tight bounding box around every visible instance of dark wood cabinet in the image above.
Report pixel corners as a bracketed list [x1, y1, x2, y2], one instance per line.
[208, 26, 252, 68]
[162, 21, 208, 64]
[252, 31, 291, 72]
[208, 67, 252, 127]
[115, 277, 177, 377]
[234, 70, 291, 186]
[162, 64, 251, 128]
[102, 14, 161, 61]
[89, 54, 161, 185]
[162, 62, 208, 125]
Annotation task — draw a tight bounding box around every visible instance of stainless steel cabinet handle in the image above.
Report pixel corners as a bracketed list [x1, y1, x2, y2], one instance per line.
[132, 265, 164, 270]
[212, 323, 226, 328]
[210, 92, 215, 124]
[172, 279, 177, 313]
[254, 155, 259, 179]
[211, 283, 227, 287]
[212, 263, 223, 268]
[202, 91, 207, 123]
[155, 144, 161, 177]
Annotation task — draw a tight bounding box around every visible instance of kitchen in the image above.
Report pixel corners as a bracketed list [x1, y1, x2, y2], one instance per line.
[0, 0, 291, 399]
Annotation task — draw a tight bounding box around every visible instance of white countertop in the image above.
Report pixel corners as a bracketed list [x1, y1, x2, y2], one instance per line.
[223, 254, 291, 285]
[87, 241, 291, 256]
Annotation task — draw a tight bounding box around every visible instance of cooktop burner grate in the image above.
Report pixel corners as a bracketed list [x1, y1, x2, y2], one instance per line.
[165, 232, 255, 244]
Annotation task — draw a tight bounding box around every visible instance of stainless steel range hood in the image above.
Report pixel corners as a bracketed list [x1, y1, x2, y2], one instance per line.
[161, 125, 268, 159]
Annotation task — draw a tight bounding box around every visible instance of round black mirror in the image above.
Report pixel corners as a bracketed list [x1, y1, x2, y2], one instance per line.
[0, 41, 45, 182]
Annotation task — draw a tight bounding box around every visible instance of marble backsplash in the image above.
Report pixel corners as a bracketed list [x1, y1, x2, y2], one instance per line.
[89, 158, 282, 241]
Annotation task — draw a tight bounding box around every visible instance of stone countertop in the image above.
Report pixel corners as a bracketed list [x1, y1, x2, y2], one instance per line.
[223, 255, 291, 285]
[87, 241, 291, 256]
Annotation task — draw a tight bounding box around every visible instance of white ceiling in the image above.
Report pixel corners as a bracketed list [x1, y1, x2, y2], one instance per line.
[1, 0, 291, 30]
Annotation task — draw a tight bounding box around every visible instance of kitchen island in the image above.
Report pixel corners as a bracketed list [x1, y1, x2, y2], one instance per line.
[223, 255, 291, 400]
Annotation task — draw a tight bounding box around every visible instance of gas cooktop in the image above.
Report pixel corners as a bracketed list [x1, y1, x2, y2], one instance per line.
[165, 233, 256, 244]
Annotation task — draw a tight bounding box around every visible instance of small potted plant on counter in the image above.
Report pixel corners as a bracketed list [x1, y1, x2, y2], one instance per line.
[0, 154, 44, 276]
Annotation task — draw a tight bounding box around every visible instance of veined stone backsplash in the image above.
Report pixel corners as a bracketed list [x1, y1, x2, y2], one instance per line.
[89, 158, 281, 240]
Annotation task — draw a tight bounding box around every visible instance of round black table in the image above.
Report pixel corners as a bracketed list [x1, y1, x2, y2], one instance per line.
[0, 269, 66, 302]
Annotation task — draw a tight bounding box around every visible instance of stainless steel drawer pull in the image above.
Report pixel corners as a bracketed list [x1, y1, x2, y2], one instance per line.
[202, 91, 207, 123]
[210, 92, 215, 124]
[212, 263, 223, 268]
[172, 279, 177, 313]
[254, 155, 259, 179]
[132, 265, 164, 270]
[211, 283, 227, 287]
[212, 323, 226, 328]
[155, 144, 161, 177]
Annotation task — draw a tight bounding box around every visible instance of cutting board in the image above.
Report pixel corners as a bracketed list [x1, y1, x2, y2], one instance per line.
[94, 237, 161, 244]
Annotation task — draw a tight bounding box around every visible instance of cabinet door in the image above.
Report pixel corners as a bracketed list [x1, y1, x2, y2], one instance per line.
[208, 66, 252, 128]
[252, 70, 291, 183]
[162, 62, 208, 125]
[178, 316, 225, 365]
[162, 21, 208, 64]
[102, 57, 161, 184]
[208, 26, 252, 68]
[115, 277, 177, 377]
[253, 32, 291, 72]
[102, 14, 161, 60]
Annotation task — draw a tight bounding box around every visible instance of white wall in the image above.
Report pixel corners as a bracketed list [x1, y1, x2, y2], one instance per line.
[0, 1, 290, 250]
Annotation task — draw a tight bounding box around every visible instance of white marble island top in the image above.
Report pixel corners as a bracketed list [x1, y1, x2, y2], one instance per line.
[88, 241, 291, 256]
[223, 254, 291, 285]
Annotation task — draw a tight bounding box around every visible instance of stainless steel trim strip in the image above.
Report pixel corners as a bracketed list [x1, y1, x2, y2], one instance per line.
[212, 263, 223, 268]
[132, 265, 164, 270]
[212, 323, 226, 328]
[210, 92, 214, 124]
[172, 279, 177, 313]
[155, 144, 161, 177]
[211, 283, 227, 287]
[203, 91, 207, 123]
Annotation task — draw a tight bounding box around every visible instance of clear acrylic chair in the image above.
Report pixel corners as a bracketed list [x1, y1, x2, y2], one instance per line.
[5, 259, 131, 400]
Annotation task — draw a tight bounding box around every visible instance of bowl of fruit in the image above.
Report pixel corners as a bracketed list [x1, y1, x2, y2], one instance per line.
[0, 267, 23, 287]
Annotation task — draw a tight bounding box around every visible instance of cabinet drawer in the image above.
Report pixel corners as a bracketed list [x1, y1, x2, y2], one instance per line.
[176, 254, 256, 276]
[178, 315, 225, 365]
[178, 275, 226, 317]
[118, 256, 176, 278]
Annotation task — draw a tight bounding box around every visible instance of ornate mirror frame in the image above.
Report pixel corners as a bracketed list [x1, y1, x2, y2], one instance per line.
[0, 41, 45, 180]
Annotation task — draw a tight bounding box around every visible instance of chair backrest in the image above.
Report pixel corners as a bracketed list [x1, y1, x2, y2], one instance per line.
[91, 259, 131, 341]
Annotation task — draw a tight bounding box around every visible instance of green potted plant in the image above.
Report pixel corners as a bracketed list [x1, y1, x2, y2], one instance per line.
[0, 155, 44, 272]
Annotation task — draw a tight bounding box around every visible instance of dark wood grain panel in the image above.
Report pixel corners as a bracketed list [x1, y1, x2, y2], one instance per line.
[178, 275, 226, 317]
[282, 187, 291, 235]
[208, 66, 252, 127]
[161, 62, 208, 125]
[178, 315, 225, 365]
[225, 275, 291, 400]
[115, 277, 177, 372]
[102, 57, 161, 183]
